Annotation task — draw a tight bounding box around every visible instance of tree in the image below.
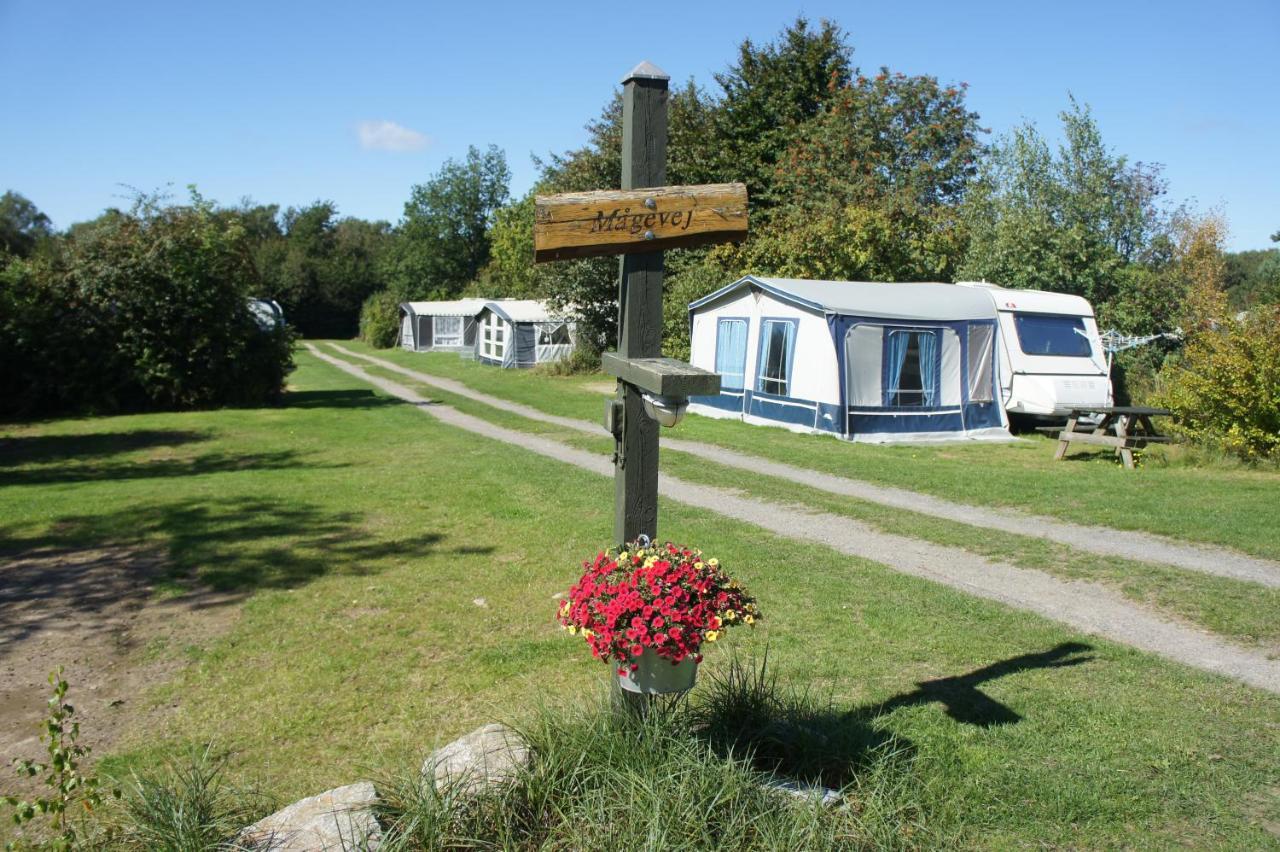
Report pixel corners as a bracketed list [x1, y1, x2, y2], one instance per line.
[712, 17, 852, 217]
[742, 68, 982, 282]
[958, 99, 1168, 308]
[253, 202, 392, 338]
[0, 191, 54, 257]
[474, 191, 540, 298]
[388, 145, 510, 300]
[1224, 247, 1280, 308]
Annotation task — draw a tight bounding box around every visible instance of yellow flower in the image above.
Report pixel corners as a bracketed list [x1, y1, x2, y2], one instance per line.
[708, 558, 719, 567]
[744, 615, 755, 625]
[619, 551, 629, 561]
[724, 610, 737, 621]
[706, 630, 720, 642]
[567, 625, 577, 635]
[694, 561, 704, 570]
[583, 629, 593, 639]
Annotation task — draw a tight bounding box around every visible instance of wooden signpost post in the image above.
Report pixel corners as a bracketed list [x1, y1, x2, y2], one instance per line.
[534, 61, 747, 546]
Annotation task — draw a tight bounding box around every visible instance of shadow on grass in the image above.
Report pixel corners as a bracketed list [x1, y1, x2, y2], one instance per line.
[0, 449, 328, 487]
[693, 642, 1093, 788]
[861, 641, 1094, 727]
[284, 389, 402, 410]
[0, 429, 212, 467]
[691, 655, 908, 790]
[0, 496, 494, 648]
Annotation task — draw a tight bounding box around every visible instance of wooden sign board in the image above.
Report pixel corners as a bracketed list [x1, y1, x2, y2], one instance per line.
[534, 182, 747, 263]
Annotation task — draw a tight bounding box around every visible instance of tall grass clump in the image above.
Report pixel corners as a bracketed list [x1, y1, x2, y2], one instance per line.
[377, 658, 931, 850]
[88, 747, 271, 850]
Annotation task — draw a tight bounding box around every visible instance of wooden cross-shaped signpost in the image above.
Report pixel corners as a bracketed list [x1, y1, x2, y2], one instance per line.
[535, 61, 748, 545]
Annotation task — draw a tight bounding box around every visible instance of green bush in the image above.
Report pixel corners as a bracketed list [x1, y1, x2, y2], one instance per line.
[0, 254, 86, 417]
[0, 194, 295, 418]
[358, 289, 403, 349]
[1158, 306, 1280, 462]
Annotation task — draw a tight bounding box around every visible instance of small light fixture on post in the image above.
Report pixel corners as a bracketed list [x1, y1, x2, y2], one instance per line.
[600, 352, 718, 432]
[640, 392, 687, 428]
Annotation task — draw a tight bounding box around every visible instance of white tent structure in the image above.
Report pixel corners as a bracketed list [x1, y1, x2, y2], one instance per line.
[474, 300, 577, 368]
[399, 299, 487, 353]
[687, 276, 1011, 442]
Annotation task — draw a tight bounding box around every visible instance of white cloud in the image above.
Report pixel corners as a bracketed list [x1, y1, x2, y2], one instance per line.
[356, 120, 429, 152]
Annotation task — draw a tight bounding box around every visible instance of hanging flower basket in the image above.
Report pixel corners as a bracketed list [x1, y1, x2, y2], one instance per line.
[557, 539, 761, 694]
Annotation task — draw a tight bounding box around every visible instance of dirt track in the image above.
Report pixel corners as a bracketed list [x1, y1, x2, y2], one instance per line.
[308, 344, 1280, 695]
[328, 343, 1280, 589]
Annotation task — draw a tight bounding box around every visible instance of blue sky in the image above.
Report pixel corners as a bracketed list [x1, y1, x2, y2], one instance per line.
[3, 0, 1277, 250]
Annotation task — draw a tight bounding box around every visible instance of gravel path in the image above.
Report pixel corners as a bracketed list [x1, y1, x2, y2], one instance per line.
[328, 344, 1280, 589]
[308, 344, 1280, 694]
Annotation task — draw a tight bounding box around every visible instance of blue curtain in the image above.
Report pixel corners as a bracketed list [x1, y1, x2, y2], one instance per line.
[885, 330, 910, 401]
[715, 320, 747, 390]
[919, 331, 939, 407]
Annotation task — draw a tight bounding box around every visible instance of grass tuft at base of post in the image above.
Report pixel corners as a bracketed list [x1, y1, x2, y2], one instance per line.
[375, 657, 930, 851]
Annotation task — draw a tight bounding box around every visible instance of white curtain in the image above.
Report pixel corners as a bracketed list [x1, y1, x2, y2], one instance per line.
[715, 319, 748, 390]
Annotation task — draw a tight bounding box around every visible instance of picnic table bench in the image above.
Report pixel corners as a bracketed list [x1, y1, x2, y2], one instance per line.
[1049, 406, 1175, 469]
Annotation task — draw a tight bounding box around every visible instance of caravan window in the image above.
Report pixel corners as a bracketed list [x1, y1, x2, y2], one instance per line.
[1013, 313, 1092, 357]
[714, 318, 748, 390]
[756, 319, 796, 397]
[480, 313, 506, 360]
[884, 329, 940, 408]
[433, 315, 463, 347]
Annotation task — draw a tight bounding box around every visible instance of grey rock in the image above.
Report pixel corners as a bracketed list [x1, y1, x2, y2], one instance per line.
[240, 781, 380, 851]
[423, 723, 530, 794]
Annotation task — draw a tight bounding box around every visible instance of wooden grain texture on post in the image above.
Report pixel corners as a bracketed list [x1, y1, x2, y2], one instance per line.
[533, 183, 748, 263]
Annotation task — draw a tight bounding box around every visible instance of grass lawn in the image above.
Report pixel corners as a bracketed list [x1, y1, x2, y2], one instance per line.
[340, 349, 1280, 653]
[335, 339, 1280, 561]
[1, 350, 1278, 848]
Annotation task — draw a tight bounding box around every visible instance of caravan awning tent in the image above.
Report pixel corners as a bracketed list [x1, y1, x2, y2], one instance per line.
[687, 276, 1011, 442]
[474, 300, 577, 368]
[399, 299, 488, 352]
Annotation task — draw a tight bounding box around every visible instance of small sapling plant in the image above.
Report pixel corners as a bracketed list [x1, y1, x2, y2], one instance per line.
[2, 667, 118, 850]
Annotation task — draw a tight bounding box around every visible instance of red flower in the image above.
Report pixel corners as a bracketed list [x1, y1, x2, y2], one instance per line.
[557, 540, 761, 667]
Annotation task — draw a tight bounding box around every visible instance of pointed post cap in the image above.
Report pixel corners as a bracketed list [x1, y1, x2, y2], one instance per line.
[622, 60, 670, 84]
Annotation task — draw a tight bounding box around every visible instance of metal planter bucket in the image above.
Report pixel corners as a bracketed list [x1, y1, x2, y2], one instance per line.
[617, 647, 698, 694]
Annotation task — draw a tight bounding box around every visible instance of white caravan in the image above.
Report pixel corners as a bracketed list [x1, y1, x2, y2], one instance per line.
[956, 282, 1111, 418]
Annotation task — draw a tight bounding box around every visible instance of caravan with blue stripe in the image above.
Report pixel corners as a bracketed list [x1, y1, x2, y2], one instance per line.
[686, 276, 1013, 443]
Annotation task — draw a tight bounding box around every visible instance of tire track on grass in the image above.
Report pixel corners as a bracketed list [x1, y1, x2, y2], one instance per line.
[306, 344, 1280, 695]
[326, 343, 1280, 590]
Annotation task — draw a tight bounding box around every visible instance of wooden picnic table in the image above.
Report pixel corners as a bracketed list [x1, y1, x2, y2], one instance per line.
[1051, 406, 1175, 469]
